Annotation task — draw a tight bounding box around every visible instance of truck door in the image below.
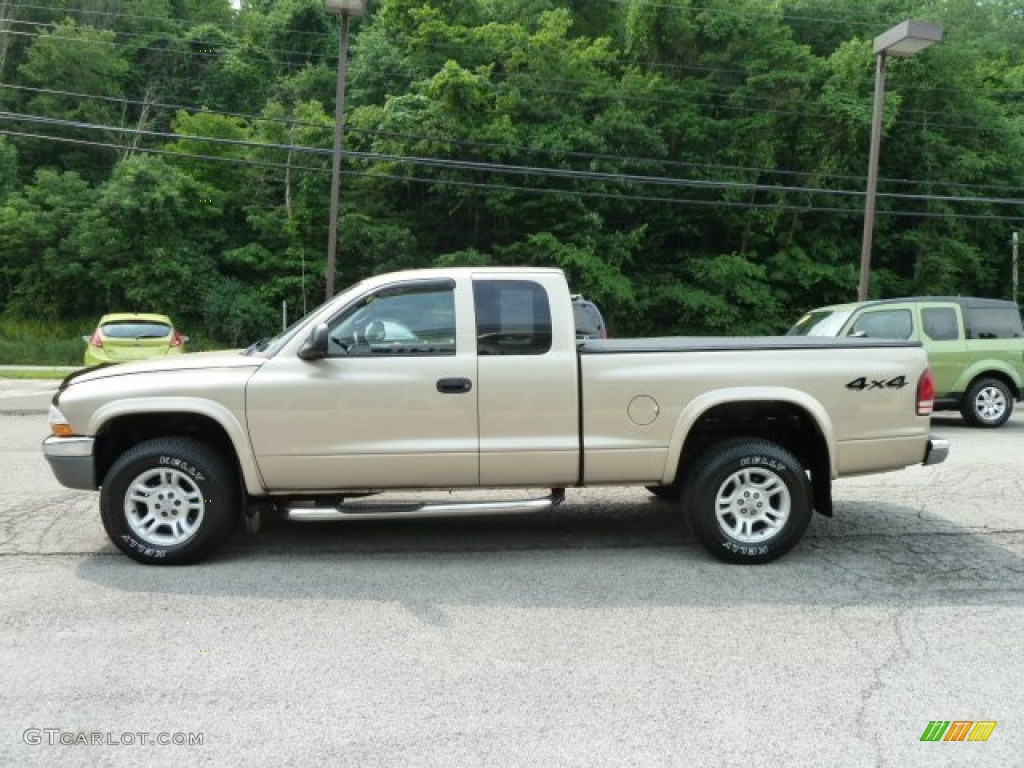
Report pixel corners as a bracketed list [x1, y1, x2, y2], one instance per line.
[246, 278, 480, 490]
[473, 276, 581, 486]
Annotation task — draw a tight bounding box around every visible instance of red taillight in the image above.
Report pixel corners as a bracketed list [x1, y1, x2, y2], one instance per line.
[917, 369, 935, 416]
[169, 330, 184, 347]
[88, 331, 103, 348]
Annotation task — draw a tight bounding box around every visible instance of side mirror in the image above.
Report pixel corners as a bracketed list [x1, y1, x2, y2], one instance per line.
[298, 323, 330, 360]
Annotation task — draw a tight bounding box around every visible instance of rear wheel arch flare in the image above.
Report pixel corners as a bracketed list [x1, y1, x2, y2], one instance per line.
[674, 400, 831, 494]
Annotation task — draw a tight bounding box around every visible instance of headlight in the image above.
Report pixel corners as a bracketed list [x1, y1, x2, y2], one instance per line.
[48, 404, 76, 437]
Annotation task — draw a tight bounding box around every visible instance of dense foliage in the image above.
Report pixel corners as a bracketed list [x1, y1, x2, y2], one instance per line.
[1, 0, 1022, 342]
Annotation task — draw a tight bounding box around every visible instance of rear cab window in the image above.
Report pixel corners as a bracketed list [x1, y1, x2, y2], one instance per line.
[473, 280, 552, 355]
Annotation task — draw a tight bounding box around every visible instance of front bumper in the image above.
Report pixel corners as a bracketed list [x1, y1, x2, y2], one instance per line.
[42, 436, 97, 490]
[923, 435, 950, 466]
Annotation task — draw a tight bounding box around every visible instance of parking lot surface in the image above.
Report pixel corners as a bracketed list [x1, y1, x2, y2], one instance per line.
[1, 387, 1022, 766]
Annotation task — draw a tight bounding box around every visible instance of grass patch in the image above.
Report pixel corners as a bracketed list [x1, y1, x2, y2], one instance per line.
[0, 369, 72, 379]
[0, 318, 88, 366]
[0, 317, 232, 365]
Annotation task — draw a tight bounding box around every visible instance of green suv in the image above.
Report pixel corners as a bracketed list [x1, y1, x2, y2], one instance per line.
[789, 297, 1024, 427]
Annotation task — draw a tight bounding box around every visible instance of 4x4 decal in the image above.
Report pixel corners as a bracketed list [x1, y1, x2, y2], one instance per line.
[846, 376, 908, 391]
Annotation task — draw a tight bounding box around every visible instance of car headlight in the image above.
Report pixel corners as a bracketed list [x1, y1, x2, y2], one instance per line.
[48, 404, 76, 437]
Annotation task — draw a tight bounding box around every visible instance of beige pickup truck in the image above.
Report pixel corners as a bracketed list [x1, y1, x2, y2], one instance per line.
[43, 267, 948, 565]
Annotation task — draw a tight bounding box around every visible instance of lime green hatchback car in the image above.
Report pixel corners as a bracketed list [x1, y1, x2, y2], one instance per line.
[789, 297, 1024, 428]
[83, 313, 188, 367]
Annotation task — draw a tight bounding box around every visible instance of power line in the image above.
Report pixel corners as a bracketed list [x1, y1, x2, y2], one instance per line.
[5, 0, 1015, 103]
[0, 26, 335, 75]
[4, 19, 1011, 141]
[0, 109, 926, 199]
[6, 0, 323, 38]
[2, 77, 1019, 199]
[0, 125, 1012, 223]
[606, 0, 884, 29]
[4, 108, 1023, 207]
[5, 0, 919, 38]
[3, 117, 1023, 220]
[2, 16, 334, 63]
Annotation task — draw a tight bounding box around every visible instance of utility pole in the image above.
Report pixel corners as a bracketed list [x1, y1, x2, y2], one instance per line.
[1013, 231, 1019, 305]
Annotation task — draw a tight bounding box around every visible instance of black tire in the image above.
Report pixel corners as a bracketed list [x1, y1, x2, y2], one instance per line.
[100, 437, 238, 565]
[646, 484, 682, 502]
[686, 438, 812, 564]
[960, 377, 1013, 428]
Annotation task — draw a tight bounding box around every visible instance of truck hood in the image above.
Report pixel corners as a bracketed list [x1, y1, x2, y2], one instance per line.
[60, 350, 264, 390]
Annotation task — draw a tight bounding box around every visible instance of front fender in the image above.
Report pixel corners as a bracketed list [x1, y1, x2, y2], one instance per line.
[89, 398, 266, 495]
[661, 387, 838, 484]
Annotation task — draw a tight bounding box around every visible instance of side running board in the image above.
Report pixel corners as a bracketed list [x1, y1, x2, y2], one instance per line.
[286, 489, 566, 522]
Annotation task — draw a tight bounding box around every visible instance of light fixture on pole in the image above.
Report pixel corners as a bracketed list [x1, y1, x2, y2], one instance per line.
[323, 0, 367, 300]
[857, 20, 943, 302]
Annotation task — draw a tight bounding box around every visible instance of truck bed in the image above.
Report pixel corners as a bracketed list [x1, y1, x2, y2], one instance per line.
[579, 336, 920, 354]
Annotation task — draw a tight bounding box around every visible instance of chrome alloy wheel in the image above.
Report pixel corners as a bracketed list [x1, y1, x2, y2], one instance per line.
[714, 467, 791, 544]
[124, 467, 206, 547]
[973, 385, 1007, 423]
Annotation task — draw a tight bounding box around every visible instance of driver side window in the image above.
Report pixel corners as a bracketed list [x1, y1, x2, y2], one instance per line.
[326, 281, 456, 357]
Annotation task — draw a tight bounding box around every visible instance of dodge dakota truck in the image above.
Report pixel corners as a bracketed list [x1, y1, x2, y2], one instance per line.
[43, 267, 949, 565]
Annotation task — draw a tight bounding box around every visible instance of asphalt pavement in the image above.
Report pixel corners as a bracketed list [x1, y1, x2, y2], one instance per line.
[0, 376, 61, 413]
[1, 394, 1022, 767]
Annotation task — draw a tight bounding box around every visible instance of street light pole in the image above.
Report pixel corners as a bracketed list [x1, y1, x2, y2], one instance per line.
[857, 52, 888, 303]
[323, 0, 366, 301]
[857, 20, 943, 302]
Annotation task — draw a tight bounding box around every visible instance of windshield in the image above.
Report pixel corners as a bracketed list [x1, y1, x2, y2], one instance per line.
[244, 280, 367, 357]
[787, 309, 853, 337]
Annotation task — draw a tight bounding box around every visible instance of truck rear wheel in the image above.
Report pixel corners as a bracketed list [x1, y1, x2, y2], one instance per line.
[100, 437, 238, 565]
[686, 439, 812, 564]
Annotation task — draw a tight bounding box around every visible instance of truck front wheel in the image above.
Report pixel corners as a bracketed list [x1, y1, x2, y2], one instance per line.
[100, 437, 238, 565]
[686, 439, 812, 564]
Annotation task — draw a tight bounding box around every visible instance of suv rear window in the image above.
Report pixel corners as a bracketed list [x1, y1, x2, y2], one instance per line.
[965, 307, 1024, 339]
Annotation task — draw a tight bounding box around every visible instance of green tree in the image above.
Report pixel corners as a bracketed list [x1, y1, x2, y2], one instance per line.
[0, 169, 95, 316]
[72, 155, 222, 316]
[15, 20, 131, 177]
